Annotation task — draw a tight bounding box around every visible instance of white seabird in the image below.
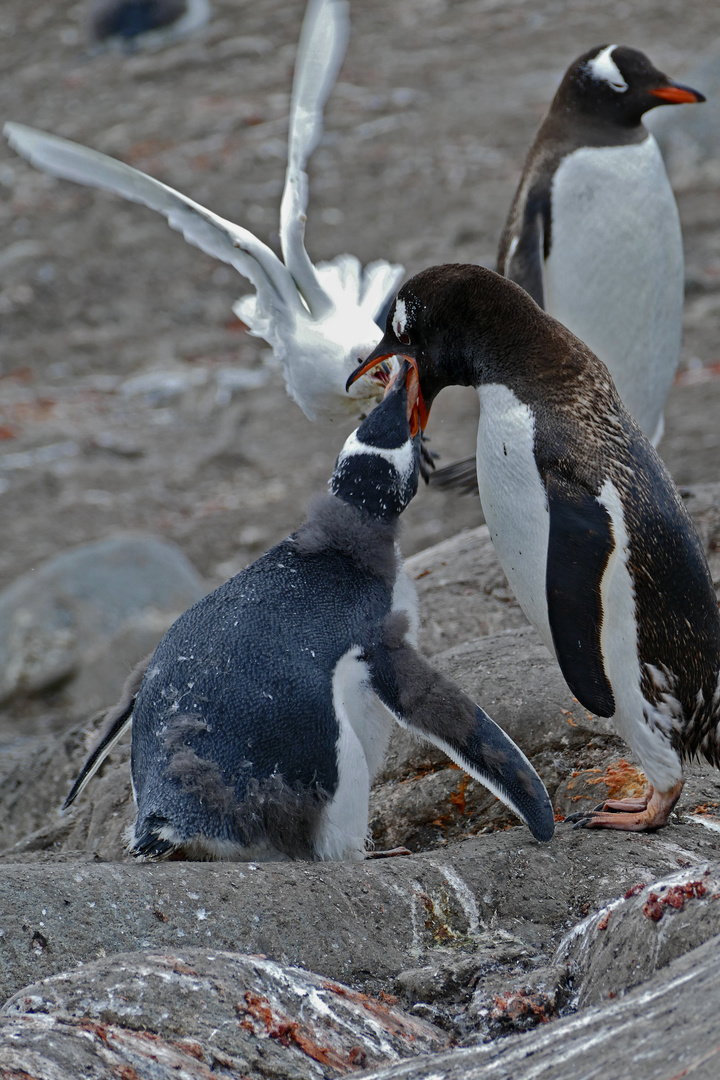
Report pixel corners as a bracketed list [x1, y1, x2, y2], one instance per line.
[5, 0, 404, 422]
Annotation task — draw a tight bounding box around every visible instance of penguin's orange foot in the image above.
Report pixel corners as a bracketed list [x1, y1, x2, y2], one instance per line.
[566, 782, 683, 832]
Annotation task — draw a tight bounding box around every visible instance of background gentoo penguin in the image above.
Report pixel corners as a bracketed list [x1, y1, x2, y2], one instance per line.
[349, 264, 720, 832]
[432, 45, 704, 494]
[63, 369, 554, 859]
[4, 0, 403, 422]
[88, 0, 212, 53]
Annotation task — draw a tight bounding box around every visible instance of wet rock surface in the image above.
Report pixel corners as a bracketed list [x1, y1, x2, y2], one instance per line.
[357, 933, 720, 1079]
[2, 951, 450, 1078]
[3, 1, 720, 1076]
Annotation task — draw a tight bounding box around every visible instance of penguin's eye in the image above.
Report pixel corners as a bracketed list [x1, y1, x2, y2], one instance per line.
[397, 331, 411, 345]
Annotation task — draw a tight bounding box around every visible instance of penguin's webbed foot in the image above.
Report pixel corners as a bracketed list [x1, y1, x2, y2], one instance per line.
[565, 782, 682, 832]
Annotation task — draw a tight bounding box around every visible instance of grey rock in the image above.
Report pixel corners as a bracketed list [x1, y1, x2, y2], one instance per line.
[464, 961, 571, 1043]
[405, 526, 529, 658]
[369, 627, 617, 852]
[2, 949, 449, 1079]
[354, 933, 720, 1080]
[0, 535, 206, 710]
[0, 717, 133, 858]
[1, 826, 718, 1007]
[557, 862, 720, 1007]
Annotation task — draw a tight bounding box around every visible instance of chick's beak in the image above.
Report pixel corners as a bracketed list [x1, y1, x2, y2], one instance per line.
[348, 349, 429, 436]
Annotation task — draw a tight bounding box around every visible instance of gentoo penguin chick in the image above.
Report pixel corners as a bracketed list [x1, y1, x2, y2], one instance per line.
[88, 0, 211, 52]
[64, 369, 554, 859]
[432, 45, 704, 495]
[4, 0, 402, 422]
[349, 264, 720, 832]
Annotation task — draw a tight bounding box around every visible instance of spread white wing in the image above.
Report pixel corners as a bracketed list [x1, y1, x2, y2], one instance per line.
[4, 0, 404, 421]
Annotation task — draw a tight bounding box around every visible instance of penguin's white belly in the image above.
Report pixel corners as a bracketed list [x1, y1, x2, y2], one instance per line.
[597, 479, 683, 791]
[545, 137, 683, 442]
[314, 567, 419, 860]
[476, 384, 552, 648]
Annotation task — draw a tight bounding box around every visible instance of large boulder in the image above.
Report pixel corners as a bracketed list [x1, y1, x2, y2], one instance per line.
[2, 950, 449, 1080]
[0, 535, 206, 717]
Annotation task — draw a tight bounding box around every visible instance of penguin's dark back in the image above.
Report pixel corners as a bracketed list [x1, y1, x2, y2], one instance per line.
[533, 396, 720, 741]
[131, 536, 393, 806]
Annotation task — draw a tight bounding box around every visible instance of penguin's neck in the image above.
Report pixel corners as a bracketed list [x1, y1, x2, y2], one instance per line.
[294, 493, 399, 586]
[448, 289, 588, 399]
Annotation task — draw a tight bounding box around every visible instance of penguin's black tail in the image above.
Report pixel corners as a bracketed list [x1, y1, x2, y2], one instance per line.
[428, 455, 479, 496]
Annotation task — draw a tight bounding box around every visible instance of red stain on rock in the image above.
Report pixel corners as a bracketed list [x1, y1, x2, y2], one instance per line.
[586, 759, 646, 800]
[348, 1046, 368, 1066]
[624, 883, 646, 899]
[491, 988, 556, 1027]
[642, 894, 665, 921]
[597, 910, 612, 931]
[449, 775, 469, 816]
[642, 881, 707, 921]
[237, 992, 355, 1071]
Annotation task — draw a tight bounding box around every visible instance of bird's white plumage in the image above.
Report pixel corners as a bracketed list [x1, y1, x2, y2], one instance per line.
[597, 478, 683, 791]
[544, 136, 683, 444]
[475, 383, 552, 646]
[3, 0, 404, 422]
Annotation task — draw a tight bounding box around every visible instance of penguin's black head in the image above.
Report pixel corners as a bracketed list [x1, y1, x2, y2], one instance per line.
[556, 45, 704, 126]
[331, 364, 420, 519]
[346, 264, 542, 417]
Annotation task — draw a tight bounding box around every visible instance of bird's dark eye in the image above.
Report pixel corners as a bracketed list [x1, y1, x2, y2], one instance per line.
[397, 331, 410, 345]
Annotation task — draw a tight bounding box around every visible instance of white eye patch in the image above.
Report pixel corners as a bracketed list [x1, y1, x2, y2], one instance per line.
[587, 45, 628, 93]
[393, 297, 408, 339]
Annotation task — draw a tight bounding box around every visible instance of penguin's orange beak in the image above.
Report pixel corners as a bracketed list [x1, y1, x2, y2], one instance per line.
[650, 82, 705, 104]
[348, 352, 429, 436]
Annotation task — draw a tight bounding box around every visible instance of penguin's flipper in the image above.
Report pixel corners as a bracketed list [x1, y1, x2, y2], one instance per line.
[436, 703, 555, 842]
[545, 472, 616, 718]
[498, 189, 548, 309]
[3, 122, 302, 322]
[370, 617, 555, 841]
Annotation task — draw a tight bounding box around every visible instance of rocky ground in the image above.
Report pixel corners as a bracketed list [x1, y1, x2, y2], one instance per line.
[2, 0, 720, 1077]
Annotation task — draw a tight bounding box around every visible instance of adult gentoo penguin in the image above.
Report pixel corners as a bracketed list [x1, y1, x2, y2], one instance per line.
[88, 0, 212, 52]
[432, 45, 704, 495]
[63, 369, 554, 859]
[4, 0, 402, 422]
[499, 44, 704, 445]
[349, 264, 720, 832]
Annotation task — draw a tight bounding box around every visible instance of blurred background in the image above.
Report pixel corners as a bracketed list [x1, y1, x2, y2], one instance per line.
[1, 0, 719, 733]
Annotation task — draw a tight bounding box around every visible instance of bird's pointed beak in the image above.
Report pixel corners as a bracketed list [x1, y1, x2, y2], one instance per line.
[347, 349, 429, 436]
[650, 80, 705, 104]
